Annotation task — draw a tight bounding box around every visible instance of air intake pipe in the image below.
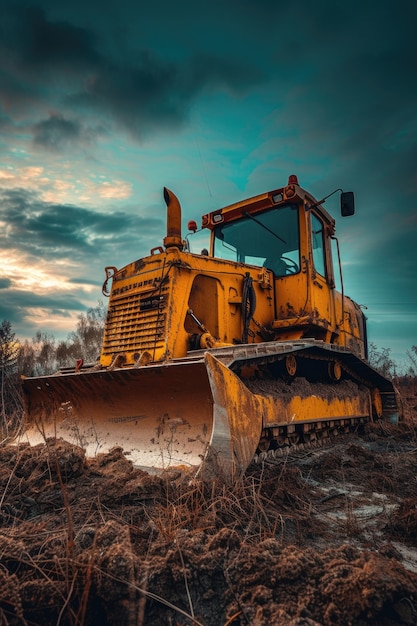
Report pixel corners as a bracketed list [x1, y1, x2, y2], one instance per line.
[163, 187, 184, 250]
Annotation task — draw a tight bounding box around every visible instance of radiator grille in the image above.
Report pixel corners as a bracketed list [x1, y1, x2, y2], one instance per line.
[102, 290, 167, 356]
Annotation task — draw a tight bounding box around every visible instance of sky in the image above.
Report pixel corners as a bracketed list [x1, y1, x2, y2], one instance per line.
[0, 0, 416, 365]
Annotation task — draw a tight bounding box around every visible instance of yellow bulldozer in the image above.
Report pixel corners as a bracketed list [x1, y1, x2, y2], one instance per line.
[21, 175, 399, 480]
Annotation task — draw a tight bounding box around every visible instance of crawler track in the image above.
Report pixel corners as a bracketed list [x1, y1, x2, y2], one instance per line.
[251, 423, 367, 467]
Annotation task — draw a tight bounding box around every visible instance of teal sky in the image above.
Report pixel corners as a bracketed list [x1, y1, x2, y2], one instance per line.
[1, 0, 416, 365]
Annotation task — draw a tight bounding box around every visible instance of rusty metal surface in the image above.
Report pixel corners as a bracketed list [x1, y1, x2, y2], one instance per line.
[22, 360, 213, 474]
[203, 353, 263, 479]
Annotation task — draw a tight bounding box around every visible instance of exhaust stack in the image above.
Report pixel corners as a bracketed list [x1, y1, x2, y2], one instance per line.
[163, 187, 184, 249]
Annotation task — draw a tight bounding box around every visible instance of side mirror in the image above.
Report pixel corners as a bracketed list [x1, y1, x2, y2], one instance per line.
[341, 191, 355, 217]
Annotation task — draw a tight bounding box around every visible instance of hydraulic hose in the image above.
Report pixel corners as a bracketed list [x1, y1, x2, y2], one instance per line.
[241, 273, 256, 343]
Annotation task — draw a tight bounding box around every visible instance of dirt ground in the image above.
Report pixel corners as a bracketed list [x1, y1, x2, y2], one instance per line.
[1, 379, 417, 626]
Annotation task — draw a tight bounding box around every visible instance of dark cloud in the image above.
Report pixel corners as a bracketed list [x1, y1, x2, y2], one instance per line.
[0, 288, 85, 316]
[0, 114, 12, 130]
[0, 3, 264, 145]
[0, 187, 164, 261]
[68, 51, 263, 138]
[0, 5, 100, 72]
[0, 5, 101, 120]
[0, 287, 87, 333]
[32, 113, 105, 150]
[0, 278, 12, 288]
[260, 1, 417, 208]
[69, 276, 101, 287]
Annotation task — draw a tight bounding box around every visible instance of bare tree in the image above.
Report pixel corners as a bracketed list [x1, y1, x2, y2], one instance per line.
[368, 342, 397, 378]
[31, 331, 58, 375]
[406, 345, 417, 376]
[67, 302, 106, 364]
[0, 320, 23, 437]
[17, 339, 37, 376]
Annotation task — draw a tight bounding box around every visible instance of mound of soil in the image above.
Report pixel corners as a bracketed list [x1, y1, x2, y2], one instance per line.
[1, 381, 417, 625]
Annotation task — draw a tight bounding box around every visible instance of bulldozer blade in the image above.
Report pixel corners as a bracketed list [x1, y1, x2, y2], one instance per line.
[21, 353, 263, 480]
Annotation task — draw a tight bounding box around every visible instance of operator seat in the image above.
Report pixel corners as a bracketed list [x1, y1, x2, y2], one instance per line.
[263, 257, 287, 276]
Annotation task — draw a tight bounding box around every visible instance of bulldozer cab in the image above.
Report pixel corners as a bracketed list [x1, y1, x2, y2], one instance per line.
[201, 175, 365, 357]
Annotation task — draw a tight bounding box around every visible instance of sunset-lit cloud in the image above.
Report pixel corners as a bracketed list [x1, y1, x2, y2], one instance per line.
[0, 250, 84, 293]
[0, 164, 133, 205]
[83, 179, 132, 200]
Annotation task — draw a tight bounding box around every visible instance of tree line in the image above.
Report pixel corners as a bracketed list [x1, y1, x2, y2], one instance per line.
[368, 342, 417, 379]
[0, 303, 105, 437]
[17, 303, 106, 377]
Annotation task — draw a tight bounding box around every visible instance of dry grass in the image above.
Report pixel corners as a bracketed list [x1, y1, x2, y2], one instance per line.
[0, 438, 324, 626]
[0, 376, 416, 625]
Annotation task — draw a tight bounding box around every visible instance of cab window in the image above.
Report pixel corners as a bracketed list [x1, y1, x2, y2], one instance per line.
[213, 204, 300, 277]
[311, 213, 326, 277]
